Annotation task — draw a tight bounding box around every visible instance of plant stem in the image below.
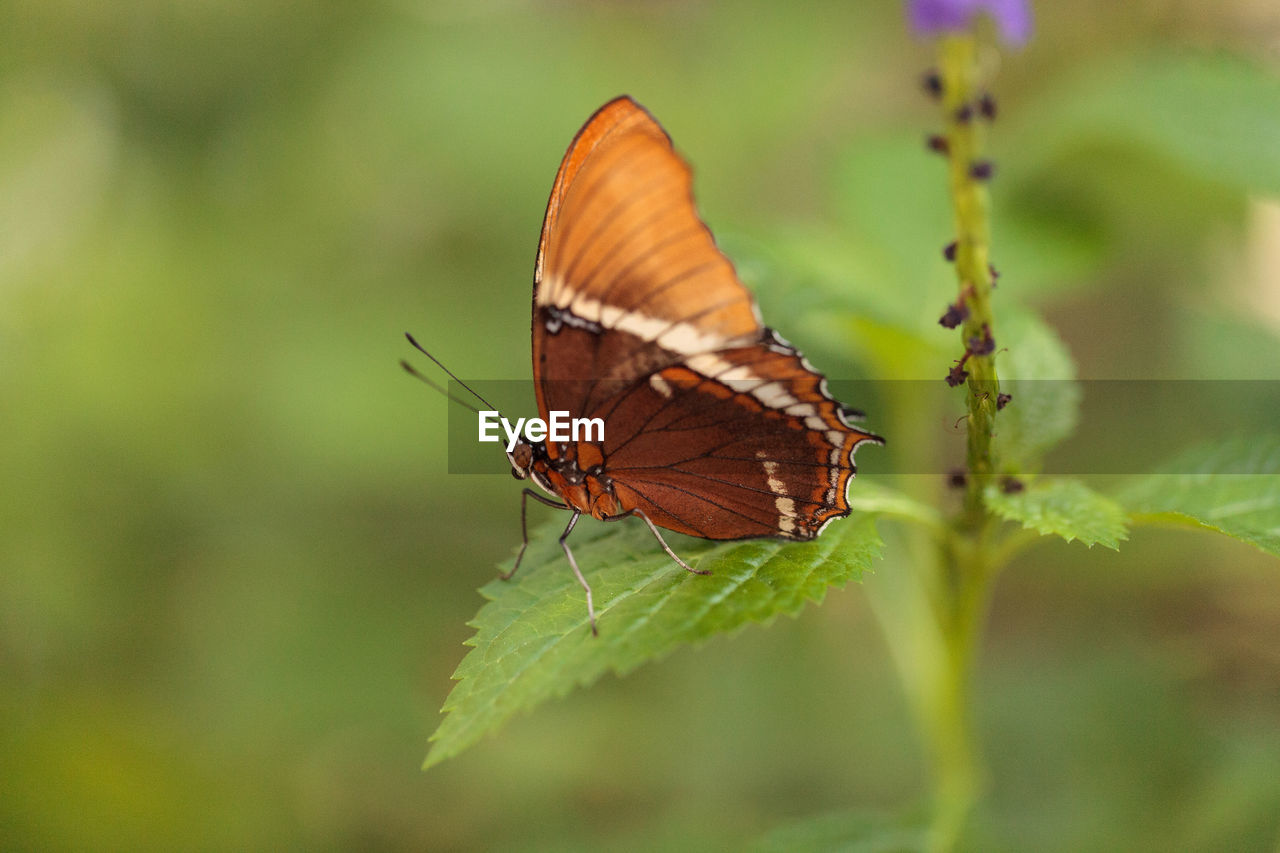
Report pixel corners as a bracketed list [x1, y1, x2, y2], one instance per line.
[926, 523, 991, 852]
[923, 34, 1007, 851]
[938, 34, 1002, 525]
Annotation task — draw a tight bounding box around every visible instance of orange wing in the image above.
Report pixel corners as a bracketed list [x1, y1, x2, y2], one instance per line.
[531, 96, 762, 424]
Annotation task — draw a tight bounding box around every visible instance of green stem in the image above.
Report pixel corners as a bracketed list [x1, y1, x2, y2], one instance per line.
[921, 35, 1008, 851]
[926, 522, 992, 853]
[939, 35, 1002, 525]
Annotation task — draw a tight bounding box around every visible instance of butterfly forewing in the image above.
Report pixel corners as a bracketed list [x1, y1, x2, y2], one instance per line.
[532, 98, 760, 427]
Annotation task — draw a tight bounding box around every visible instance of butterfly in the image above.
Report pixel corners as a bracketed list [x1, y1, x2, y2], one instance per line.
[410, 96, 880, 634]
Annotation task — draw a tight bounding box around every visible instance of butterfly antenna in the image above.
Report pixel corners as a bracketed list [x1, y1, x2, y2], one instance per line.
[402, 332, 501, 413]
[399, 359, 484, 414]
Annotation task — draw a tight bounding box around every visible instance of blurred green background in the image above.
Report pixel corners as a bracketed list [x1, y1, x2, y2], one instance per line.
[3, 1, 1279, 850]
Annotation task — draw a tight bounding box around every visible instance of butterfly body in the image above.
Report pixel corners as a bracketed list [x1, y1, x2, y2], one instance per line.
[509, 437, 619, 522]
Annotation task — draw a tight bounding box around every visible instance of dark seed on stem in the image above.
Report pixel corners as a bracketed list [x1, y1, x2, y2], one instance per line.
[923, 70, 943, 99]
[968, 325, 995, 356]
[939, 302, 968, 329]
[979, 93, 997, 120]
[1000, 476, 1025, 494]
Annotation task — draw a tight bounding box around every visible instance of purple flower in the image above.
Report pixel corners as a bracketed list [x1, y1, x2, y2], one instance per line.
[907, 0, 1033, 46]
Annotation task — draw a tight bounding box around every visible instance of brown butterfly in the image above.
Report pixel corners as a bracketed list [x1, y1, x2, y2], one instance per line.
[411, 96, 880, 633]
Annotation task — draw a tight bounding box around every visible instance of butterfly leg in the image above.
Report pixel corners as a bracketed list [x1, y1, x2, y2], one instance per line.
[603, 510, 712, 576]
[556, 510, 598, 636]
[501, 488, 569, 581]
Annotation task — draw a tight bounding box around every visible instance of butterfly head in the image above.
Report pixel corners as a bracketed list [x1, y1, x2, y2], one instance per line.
[507, 433, 559, 497]
[507, 440, 535, 480]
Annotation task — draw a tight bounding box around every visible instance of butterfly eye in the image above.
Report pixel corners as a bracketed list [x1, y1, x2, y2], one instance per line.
[509, 442, 534, 471]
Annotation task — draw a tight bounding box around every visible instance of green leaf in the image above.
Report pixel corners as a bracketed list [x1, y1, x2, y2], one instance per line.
[751, 808, 929, 853]
[425, 513, 882, 768]
[1116, 435, 1280, 557]
[985, 478, 1128, 550]
[992, 309, 1080, 473]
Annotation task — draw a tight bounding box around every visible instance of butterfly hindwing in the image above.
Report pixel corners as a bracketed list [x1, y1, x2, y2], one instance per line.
[592, 335, 878, 540]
